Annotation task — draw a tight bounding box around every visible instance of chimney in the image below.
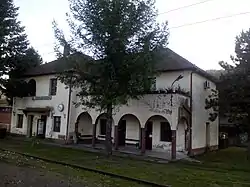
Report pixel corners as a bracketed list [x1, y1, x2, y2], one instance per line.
[63, 43, 70, 57]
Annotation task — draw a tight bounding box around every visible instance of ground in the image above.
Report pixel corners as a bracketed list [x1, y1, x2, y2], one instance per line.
[0, 138, 250, 187]
[0, 162, 83, 187]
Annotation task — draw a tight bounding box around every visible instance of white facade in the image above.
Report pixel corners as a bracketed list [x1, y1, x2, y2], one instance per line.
[10, 69, 219, 156]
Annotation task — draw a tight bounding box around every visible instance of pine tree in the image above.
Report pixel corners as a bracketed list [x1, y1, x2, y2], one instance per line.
[54, 0, 169, 154]
[0, 0, 42, 102]
[217, 29, 250, 154]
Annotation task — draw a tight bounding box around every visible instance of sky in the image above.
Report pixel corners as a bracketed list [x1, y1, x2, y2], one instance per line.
[14, 0, 250, 70]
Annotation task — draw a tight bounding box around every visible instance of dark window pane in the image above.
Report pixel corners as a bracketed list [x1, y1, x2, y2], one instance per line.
[53, 116, 61, 132]
[16, 114, 23, 128]
[50, 79, 57, 96]
[160, 122, 172, 142]
[28, 79, 36, 96]
[100, 119, 107, 135]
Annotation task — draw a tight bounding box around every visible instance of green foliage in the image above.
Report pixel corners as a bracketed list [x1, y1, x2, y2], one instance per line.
[218, 29, 250, 118]
[218, 29, 250, 152]
[205, 89, 219, 122]
[54, 0, 169, 110]
[53, 0, 169, 153]
[0, 0, 42, 102]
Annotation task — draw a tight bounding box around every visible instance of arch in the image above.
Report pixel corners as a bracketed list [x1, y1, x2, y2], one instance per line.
[176, 117, 189, 152]
[28, 79, 36, 96]
[117, 114, 141, 147]
[144, 115, 171, 150]
[76, 112, 93, 140]
[95, 113, 115, 141]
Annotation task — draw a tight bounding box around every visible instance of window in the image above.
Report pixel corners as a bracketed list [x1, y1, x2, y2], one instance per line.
[53, 116, 61, 132]
[16, 114, 23, 128]
[100, 119, 107, 135]
[50, 78, 57, 96]
[28, 79, 36, 96]
[160, 122, 172, 142]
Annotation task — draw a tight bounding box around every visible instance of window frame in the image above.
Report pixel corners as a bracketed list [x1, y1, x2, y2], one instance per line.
[53, 116, 61, 132]
[49, 78, 57, 96]
[160, 122, 172, 142]
[16, 114, 24, 128]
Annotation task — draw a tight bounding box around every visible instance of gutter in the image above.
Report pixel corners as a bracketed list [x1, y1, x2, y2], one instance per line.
[189, 71, 193, 156]
[65, 76, 72, 143]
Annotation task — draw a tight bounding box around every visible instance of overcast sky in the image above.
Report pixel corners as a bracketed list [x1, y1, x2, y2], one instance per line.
[14, 0, 250, 70]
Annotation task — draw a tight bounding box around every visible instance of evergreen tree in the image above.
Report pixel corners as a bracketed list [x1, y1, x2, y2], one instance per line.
[0, 0, 42, 102]
[54, 0, 169, 154]
[215, 29, 250, 154]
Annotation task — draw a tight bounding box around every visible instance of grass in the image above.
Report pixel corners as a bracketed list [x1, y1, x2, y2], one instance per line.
[0, 138, 250, 187]
[0, 150, 144, 187]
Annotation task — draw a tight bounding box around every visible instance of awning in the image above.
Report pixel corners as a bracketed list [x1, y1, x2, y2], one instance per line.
[21, 107, 52, 116]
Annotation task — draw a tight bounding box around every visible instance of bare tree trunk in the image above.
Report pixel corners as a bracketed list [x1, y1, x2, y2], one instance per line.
[105, 103, 113, 155]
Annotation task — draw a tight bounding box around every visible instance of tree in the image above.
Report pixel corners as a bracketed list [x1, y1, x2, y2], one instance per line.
[0, 0, 42, 103]
[215, 29, 250, 154]
[53, 0, 169, 154]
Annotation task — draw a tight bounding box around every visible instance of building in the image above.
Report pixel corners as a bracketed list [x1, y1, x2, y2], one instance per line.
[10, 49, 219, 159]
[0, 93, 12, 131]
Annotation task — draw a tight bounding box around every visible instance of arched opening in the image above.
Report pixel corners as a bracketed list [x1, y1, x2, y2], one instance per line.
[145, 115, 171, 151]
[28, 79, 36, 96]
[76, 112, 93, 143]
[95, 113, 115, 143]
[176, 117, 189, 153]
[117, 114, 141, 148]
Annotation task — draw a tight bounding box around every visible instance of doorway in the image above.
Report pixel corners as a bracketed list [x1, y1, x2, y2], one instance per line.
[37, 115, 47, 139]
[27, 115, 34, 138]
[118, 120, 126, 146]
[145, 121, 153, 150]
[206, 122, 210, 147]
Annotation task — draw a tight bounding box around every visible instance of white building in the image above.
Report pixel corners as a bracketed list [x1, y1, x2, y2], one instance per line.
[10, 49, 219, 159]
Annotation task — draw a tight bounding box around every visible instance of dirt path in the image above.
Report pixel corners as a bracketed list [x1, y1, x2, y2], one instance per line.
[0, 161, 84, 187]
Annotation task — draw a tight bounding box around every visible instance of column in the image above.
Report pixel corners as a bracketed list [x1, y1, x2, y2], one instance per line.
[141, 128, 146, 154]
[114, 125, 119, 150]
[171, 130, 176, 160]
[92, 123, 97, 147]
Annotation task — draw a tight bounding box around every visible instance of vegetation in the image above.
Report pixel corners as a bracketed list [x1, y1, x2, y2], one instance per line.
[0, 0, 42, 103]
[213, 29, 250, 152]
[53, 0, 169, 154]
[0, 139, 250, 187]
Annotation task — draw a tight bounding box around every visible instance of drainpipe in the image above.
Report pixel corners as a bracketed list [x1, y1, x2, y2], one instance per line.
[189, 71, 193, 156]
[66, 74, 72, 144]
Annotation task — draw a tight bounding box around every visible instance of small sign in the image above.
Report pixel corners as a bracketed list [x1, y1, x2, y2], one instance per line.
[32, 96, 52, 101]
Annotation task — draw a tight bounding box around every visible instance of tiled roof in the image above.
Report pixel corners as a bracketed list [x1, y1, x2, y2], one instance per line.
[22, 48, 217, 82]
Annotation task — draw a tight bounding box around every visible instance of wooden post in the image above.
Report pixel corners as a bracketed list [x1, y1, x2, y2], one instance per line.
[171, 130, 176, 160]
[141, 128, 146, 154]
[114, 125, 119, 150]
[92, 123, 97, 148]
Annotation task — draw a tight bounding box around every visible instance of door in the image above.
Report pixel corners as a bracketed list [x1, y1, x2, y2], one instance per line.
[37, 115, 47, 139]
[27, 115, 34, 137]
[118, 120, 126, 146]
[145, 121, 153, 150]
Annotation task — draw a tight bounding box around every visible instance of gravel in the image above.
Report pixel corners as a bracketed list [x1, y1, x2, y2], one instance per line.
[0, 162, 84, 187]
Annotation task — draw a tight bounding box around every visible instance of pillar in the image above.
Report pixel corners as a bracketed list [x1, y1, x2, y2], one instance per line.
[171, 130, 176, 160]
[141, 128, 146, 154]
[92, 123, 97, 147]
[114, 125, 119, 150]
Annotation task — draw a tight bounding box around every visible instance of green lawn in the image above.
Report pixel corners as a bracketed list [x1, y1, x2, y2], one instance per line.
[0, 138, 250, 187]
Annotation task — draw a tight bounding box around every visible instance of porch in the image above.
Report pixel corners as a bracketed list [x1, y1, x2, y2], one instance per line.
[72, 93, 191, 160]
